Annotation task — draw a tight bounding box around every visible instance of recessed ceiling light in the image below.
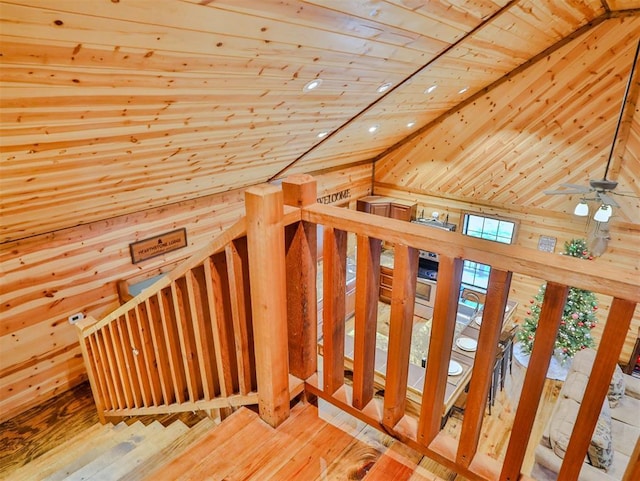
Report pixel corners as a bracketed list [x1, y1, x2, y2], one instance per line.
[458, 86, 469, 94]
[368, 124, 379, 133]
[303, 78, 323, 92]
[424, 85, 437, 94]
[317, 131, 328, 138]
[377, 82, 392, 93]
[406, 121, 416, 128]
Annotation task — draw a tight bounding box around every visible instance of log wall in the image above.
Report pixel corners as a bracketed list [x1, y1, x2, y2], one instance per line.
[0, 163, 372, 422]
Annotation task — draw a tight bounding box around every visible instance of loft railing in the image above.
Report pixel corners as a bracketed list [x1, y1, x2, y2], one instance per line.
[77, 174, 639, 481]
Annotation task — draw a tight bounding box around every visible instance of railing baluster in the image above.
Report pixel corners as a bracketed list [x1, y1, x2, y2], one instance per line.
[418, 255, 463, 445]
[207, 253, 238, 398]
[500, 282, 568, 481]
[383, 244, 418, 428]
[86, 335, 110, 411]
[123, 310, 148, 407]
[283, 174, 318, 380]
[457, 269, 512, 467]
[158, 288, 187, 403]
[185, 266, 216, 401]
[77, 326, 107, 423]
[225, 238, 256, 395]
[558, 297, 636, 480]
[322, 226, 347, 396]
[134, 302, 162, 406]
[106, 321, 131, 409]
[352, 234, 382, 410]
[94, 330, 118, 411]
[145, 296, 173, 405]
[171, 278, 202, 402]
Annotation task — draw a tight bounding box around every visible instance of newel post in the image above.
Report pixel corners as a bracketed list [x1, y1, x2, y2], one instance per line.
[245, 184, 290, 427]
[282, 174, 318, 380]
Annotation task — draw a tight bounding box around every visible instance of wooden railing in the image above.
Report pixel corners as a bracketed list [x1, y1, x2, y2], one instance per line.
[78, 174, 639, 480]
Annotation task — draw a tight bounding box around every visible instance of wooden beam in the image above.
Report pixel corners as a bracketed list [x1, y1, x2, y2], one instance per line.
[457, 269, 512, 467]
[500, 282, 568, 481]
[352, 234, 382, 410]
[417, 255, 463, 445]
[383, 244, 419, 428]
[245, 183, 290, 427]
[322, 226, 347, 395]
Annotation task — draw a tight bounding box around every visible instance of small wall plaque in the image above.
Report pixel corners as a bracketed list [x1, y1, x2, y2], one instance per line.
[537, 235, 557, 253]
[130, 228, 187, 263]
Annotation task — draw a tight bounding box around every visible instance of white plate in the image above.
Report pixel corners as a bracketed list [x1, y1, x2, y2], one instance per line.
[474, 315, 482, 326]
[456, 337, 478, 352]
[448, 360, 463, 376]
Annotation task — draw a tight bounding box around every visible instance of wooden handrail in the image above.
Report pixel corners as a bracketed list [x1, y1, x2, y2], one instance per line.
[302, 203, 639, 301]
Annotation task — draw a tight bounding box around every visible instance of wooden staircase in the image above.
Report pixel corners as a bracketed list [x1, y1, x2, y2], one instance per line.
[5, 401, 446, 481]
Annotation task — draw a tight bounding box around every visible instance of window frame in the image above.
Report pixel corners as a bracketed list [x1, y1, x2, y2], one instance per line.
[460, 212, 518, 294]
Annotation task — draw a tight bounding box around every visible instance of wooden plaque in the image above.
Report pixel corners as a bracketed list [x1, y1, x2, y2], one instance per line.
[129, 228, 187, 263]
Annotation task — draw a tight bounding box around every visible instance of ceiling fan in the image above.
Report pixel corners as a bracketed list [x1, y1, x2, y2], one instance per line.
[544, 39, 640, 217]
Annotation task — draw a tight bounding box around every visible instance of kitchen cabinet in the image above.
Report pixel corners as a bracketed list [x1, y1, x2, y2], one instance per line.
[379, 265, 436, 320]
[379, 266, 393, 303]
[356, 196, 416, 221]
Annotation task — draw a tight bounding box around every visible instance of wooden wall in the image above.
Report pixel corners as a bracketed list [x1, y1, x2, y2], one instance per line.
[374, 184, 640, 365]
[0, 164, 373, 422]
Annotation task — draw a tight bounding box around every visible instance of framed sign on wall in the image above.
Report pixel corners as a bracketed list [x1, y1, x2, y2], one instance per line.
[129, 228, 187, 263]
[537, 235, 557, 253]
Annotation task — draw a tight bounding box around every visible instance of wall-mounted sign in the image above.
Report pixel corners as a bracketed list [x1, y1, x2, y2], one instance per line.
[317, 188, 351, 205]
[130, 228, 187, 263]
[537, 235, 557, 253]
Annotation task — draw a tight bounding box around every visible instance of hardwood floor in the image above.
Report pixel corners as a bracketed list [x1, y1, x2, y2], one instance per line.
[0, 310, 560, 481]
[0, 382, 208, 478]
[0, 371, 560, 481]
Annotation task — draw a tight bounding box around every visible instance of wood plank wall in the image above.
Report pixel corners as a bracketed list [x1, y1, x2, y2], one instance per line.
[0, 164, 373, 422]
[374, 185, 640, 365]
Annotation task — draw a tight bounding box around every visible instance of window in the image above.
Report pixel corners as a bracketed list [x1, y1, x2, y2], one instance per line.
[463, 213, 515, 244]
[461, 213, 517, 293]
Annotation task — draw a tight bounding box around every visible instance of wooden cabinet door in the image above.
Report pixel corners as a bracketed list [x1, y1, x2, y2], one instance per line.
[370, 202, 390, 217]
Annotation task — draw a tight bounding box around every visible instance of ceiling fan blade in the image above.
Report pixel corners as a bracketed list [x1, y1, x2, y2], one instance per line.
[559, 183, 591, 192]
[598, 192, 620, 208]
[544, 189, 583, 195]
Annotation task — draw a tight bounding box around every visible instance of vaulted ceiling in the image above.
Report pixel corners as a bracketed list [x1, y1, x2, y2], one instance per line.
[1, 0, 639, 243]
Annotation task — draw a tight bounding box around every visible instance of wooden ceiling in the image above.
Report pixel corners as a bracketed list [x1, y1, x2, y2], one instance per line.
[1, 0, 639, 242]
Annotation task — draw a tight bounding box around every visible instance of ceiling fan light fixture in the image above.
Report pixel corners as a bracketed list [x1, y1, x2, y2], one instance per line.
[593, 205, 612, 223]
[574, 201, 589, 217]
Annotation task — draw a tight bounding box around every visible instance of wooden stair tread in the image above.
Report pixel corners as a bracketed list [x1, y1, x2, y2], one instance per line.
[4, 422, 122, 481]
[141, 407, 263, 480]
[124, 417, 218, 481]
[6, 401, 456, 481]
[85, 420, 190, 480]
[62, 421, 166, 481]
[222, 401, 326, 480]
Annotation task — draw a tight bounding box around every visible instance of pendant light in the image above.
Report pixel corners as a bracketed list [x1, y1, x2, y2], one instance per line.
[573, 201, 589, 216]
[593, 205, 612, 222]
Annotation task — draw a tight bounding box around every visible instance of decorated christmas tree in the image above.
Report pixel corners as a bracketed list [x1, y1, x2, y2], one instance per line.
[517, 239, 599, 362]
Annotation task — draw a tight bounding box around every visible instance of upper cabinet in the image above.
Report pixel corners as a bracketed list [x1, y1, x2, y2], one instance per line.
[356, 196, 417, 222]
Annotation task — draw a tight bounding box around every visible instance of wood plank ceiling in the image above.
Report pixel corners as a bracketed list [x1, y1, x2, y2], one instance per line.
[1, 0, 639, 242]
